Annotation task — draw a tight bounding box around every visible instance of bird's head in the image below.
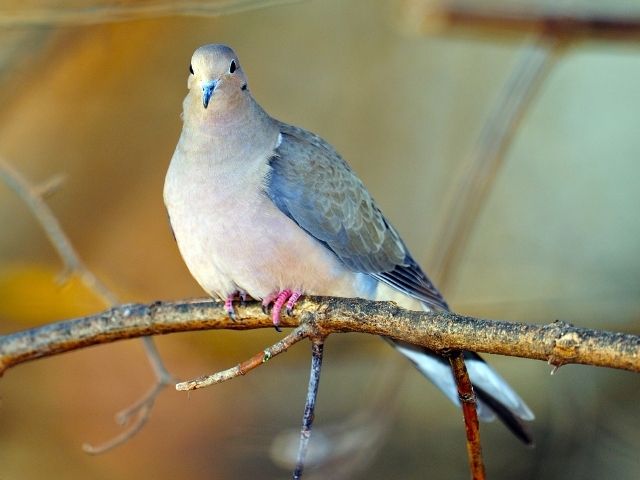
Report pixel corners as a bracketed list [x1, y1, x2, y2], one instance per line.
[187, 44, 248, 110]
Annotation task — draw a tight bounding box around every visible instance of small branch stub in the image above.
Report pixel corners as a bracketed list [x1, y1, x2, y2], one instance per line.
[175, 324, 312, 391]
[549, 321, 581, 368]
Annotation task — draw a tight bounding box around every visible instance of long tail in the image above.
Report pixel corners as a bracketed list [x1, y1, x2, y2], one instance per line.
[392, 340, 535, 445]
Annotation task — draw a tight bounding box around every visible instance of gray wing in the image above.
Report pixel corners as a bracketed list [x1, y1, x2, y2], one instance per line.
[267, 125, 535, 444]
[265, 123, 448, 310]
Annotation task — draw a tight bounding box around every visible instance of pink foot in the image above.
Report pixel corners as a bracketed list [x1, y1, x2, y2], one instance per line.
[224, 293, 238, 320]
[262, 289, 302, 332]
[285, 291, 302, 316]
[224, 290, 248, 320]
[271, 289, 292, 330]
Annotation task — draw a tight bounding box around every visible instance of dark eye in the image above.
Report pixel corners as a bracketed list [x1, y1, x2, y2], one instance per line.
[229, 60, 236, 74]
[189, 64, 194, 74]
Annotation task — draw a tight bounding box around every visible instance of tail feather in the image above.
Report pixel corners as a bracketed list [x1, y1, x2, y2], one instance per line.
[392, 341, 496, 421]
[464, 352, 534, 421]
[475, 386, 534, 446]
[391, 340, 534, 444]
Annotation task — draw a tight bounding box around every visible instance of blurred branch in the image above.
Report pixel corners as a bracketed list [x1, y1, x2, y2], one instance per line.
[416, 2, 640, 290]
[82, 380, 163, 454]
[0, 160, 117, 305]
[0, 0, 298, 26]
[405, 1, 640, 41]
[0, 158, 173, 453]
[1, 297, 639, 376]
[429, 39, 561, 290]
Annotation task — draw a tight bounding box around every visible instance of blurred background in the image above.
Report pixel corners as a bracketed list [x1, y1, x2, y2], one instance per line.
[1, 0, 640, 478]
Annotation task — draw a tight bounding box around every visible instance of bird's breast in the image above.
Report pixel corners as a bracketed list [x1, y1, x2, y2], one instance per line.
[164, 152, 363, 301]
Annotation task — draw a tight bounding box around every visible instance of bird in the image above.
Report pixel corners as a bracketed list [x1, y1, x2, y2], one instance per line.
[164, 44, 534, 443]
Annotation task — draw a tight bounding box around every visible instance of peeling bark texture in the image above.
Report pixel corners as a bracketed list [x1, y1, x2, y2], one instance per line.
[1, 297, 639, 376]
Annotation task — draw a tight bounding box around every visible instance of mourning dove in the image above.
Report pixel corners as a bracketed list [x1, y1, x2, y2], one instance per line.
[164, 44, 534, 442]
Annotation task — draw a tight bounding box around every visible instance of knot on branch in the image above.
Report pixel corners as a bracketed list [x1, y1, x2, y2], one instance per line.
[296, 297, 332, 337]
[458, 391, 476, 404]
[547, 320, 580, 368]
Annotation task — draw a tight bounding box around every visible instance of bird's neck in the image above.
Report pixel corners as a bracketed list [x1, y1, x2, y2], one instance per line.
[179, 91, 278, 167]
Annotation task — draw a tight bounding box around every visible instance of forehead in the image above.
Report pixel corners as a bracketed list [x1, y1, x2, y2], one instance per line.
[191, 44, 237, 67]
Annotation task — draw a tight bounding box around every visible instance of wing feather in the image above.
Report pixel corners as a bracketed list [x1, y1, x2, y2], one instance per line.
[265, 123, 447, 310]
[266, 123, 534, 443]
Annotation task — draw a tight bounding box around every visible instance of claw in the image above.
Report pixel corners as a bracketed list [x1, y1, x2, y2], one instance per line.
[271, 289, 292, 329]
[262, 289, 303, 330]
[261, 292, 278, 314]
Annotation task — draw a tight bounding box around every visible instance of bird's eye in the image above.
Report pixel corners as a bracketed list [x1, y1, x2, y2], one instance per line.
[229, 60, 236, 74]
[189, 64, 194, 75]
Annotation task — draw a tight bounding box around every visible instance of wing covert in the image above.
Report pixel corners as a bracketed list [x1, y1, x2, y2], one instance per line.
[265, 123, 448, 310]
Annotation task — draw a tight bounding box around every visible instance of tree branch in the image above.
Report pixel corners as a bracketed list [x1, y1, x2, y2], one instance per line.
[1, 297, 638, 377]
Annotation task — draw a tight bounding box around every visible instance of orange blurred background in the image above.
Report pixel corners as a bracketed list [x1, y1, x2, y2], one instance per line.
[1, 1, 640, 478]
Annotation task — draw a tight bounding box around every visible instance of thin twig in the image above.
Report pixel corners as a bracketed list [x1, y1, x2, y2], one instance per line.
[448, 351, 485, 480]
[176, 324, 312, 391]
[1, 297, 638, 375]
[82, 340, 175, 452]
[0, 159, 116, 304]
[33, 173, 66, 198]
[293, 336, 326, 480]
[140, 336, 174, 384]
[0, 158, 174, 451]
[428, 39, 561, 290]
[82, 380, 164, 454]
